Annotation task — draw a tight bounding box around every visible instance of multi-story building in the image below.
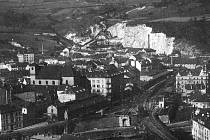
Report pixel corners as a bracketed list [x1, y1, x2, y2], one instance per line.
[176, 67, 207, 96]
[17, 53, 34, 64]
[0, 105, 23, 133]
[192, 108, 210, 140]
[173, 57, 199, 69]
[87, 69, 124, 98]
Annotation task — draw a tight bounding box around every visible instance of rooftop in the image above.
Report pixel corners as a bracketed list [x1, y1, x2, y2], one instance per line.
[0, 104, 21, 114]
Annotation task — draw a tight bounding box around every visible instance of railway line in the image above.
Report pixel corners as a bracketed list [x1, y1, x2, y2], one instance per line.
[140, 70, 178, 140]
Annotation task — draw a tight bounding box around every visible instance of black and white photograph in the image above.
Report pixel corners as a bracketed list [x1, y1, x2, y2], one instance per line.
[0, 0, 209, 139]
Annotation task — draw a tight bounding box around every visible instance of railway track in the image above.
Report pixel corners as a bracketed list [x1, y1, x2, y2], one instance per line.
[140, 70, 178, 140]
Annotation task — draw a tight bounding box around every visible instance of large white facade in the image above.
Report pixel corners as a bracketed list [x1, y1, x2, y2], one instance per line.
[107, 23, 174, 55]
[192, 120, 210, 140]
[17, 53, 34, 64]
[88, 77, 111, 97]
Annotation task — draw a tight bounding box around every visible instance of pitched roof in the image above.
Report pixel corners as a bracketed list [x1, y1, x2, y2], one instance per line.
[173, 57, 199, 65]
[36, 64, 74, 79]
[0, 104, 21, 114]
[36, 65, 62, 80]
[61, 64, 74, 77]
[193, 94, 210, 102]
[177, 67, 204, 76]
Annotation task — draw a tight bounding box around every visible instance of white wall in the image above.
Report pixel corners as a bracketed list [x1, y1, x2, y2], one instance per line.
[62, 77, 74, 86]
[47, 105, 58, 116]
[119, 115, 130, 127]
[57, 91, 76, 103]
[88, 77, 111, 96]
[31, 79, 60, 86]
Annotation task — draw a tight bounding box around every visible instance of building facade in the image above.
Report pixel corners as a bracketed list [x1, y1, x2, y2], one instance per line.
[192, 109, 210, 140]
[176, 67, 207, 96]
[29, 64, 74, 86]
[0, 105, 23, 133]
[17, 53, 34, 64]
[87, 69, 124, 98]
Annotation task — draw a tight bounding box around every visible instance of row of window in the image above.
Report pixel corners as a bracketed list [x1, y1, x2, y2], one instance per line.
[92, 84, 104, 88]
[91, 79, 111, 84]
[32, 80, 56, 85]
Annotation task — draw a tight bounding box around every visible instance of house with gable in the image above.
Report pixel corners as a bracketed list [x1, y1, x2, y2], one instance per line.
[29, 63, 74, 86]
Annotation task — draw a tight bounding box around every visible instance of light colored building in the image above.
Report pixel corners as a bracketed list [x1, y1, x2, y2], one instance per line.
[176, 67, 207, 96]
[190, 94, 210, 109]
[57, 85, 86, 103]
[173, 57, 199, 69]
[87, 69, 124, 97]
[29, 64, 74, 86]
[192, 109, 210, 140]
[17, 53, 34, 64]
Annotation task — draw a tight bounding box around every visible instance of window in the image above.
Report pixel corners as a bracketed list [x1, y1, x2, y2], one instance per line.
[66, 80, 68, 85]
[51, 108, 54, 113]
[93, 85, 95, 87]
[97, 80, 100, 83]
[92, 80, 95, 83]
[52, 81, 55, 85]
[31, 67, 34, 70]
[97, 85, 100, 88]
[97, 89, 100, 92]
[46, 81, 48, 85]
[33, 81, 35, 84]
[39, 81, 41, 85]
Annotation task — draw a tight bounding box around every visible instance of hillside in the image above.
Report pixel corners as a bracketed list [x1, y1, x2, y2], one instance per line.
[0, 0, 209, 59]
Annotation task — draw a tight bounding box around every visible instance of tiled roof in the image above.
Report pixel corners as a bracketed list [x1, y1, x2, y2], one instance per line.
[61, 64, 74, 77]
[193, 108, 210, 129]
[193, 94, 210, 102]
[36, 65, 62, 80]
[0, 104, 21, 114]
[36, 64, 74, 79]
[177, 67, 203, 76]
[173, 57, 199, 64]
[11, 62, 29, 68]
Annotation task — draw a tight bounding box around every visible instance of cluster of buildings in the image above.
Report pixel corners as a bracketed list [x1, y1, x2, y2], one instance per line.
[1, 20, 210, 140]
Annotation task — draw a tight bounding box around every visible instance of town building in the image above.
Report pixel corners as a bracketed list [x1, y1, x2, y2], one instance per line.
[176, 67, 207, 96]
[57, 85, 87, 103]
[86, 68, 124, 98]
[192, 108, 210, 140]
[173, 57, 199, 69]
[0, 105, 23, 133]
[29, 63, 74, 86]
[190, 94, 210, 109]
[17, 53, 34, 64]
